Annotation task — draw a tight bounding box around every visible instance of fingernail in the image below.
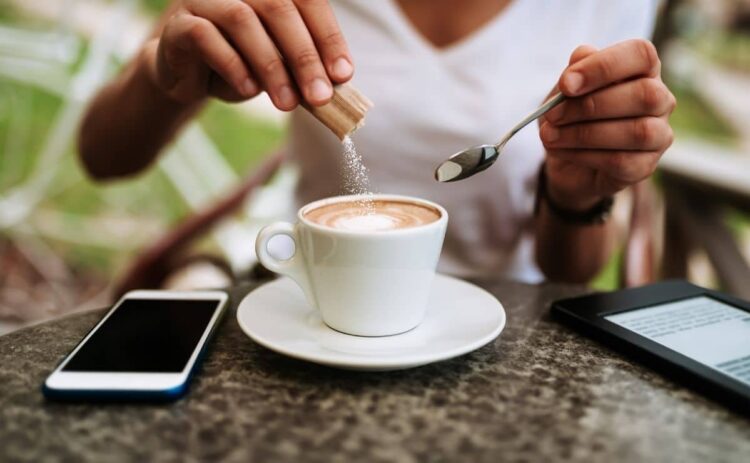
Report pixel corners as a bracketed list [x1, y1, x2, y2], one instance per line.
[308, 78, 332, 103]
[543, 125, 560, 142]
[242, 78, 258, 97]
[277, 85, 297, 109]
[563, 71, 584, 94]
[332, 57, 353, 78]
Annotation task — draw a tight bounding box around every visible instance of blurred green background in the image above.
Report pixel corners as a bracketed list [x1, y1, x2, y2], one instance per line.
[1, 0, 748, 329]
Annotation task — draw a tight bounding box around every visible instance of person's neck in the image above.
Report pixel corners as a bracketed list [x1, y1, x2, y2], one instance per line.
[395, 0, 512, 49]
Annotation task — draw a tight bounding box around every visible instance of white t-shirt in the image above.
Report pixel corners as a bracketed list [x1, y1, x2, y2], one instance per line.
[288, 0, 660, 281]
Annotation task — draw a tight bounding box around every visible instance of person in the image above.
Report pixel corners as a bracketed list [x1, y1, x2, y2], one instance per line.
[78, 0, 675, 283]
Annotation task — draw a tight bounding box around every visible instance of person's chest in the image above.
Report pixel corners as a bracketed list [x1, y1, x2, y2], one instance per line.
[333, 1, 589, 173]
[292, 0, 621, 198]
[393, 0, 515, 49]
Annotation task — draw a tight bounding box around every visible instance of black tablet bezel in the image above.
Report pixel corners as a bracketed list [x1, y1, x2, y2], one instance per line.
[551, 280, 750, 414]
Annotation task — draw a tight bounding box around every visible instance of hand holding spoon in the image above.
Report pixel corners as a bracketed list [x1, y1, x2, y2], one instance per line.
[434, 92, 566, 182]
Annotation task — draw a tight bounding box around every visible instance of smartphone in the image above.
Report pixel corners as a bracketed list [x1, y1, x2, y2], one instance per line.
[43, 290, 228, 402]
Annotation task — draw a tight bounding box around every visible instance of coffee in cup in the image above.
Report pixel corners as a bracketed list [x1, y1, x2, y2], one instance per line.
[303, 199, 441, 232]
[255, 194, 448, 336]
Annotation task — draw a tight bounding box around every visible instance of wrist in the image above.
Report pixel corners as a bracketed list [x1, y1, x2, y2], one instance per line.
[535, 163, 614, 225]
[544, 165, 604, 212]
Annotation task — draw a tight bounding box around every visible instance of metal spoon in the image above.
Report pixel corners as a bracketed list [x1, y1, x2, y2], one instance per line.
[434, 92, 566, 182]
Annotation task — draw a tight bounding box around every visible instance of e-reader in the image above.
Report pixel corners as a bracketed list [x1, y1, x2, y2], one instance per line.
[552, 280, 750, 414]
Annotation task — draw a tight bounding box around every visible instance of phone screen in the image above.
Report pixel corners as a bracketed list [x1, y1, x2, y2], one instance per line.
[63, 299, 220, 373]
[604, 296, 750, 387]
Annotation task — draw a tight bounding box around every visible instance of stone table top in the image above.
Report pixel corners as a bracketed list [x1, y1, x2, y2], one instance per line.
[0, 279, 748, 462]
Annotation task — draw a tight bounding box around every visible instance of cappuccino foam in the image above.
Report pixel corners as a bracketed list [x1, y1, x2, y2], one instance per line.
[305, 200, 440, 231]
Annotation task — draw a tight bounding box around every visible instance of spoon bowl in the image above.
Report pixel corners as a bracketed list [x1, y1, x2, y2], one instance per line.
[434, 145, 498, 182]
[434, 92, 566, 182]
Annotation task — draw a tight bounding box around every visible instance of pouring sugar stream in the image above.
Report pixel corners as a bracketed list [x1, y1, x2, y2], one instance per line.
[341, 135, 376, 215]
[307, 81, 422, 229]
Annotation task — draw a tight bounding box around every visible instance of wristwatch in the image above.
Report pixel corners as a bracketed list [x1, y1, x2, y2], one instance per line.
[534, 163, 614, 225]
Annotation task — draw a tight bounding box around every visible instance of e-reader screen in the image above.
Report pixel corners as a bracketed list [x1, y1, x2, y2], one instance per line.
[604, 296, 750, 387]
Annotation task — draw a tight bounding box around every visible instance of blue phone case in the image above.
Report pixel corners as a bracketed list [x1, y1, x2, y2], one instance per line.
[42, 298, 227, 403]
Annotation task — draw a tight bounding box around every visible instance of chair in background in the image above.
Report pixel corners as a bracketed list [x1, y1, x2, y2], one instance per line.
[1, 0, 296, 306]
[114, 151, 290, 295]
[657, 37, 750, 298]
[660, 141, 750, 300]
[0, 0, 135, 321]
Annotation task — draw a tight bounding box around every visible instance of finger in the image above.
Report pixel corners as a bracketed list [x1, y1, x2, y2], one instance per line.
[250, 0, 333, 105]
[568, 44, 598, 65]
[188, 0, 299, 111]
[294, 0, 353, 83]
[559, 39, 660, 97]
[208, 76, 248, 101]
[546, 77, 676, 125]
[168, 13, 259, 98]
[539, 45, 597, 122]
[540, 117, 673, 152]
[547, 149, 661, 184]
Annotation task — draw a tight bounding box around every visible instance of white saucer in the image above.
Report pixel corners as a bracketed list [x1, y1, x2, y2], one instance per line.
[236, 274, 506, 371]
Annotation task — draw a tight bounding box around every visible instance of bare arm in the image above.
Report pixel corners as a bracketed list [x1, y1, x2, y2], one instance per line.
[534, 182, 617, 283]
[79, 2, 199, 179]
[535, 40, 675, 283]
[78, 39, 203, 179]
[78, 0, 354, 180]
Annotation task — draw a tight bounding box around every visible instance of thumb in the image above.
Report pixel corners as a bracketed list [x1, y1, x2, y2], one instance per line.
[556, 44, 599, 98]
[543, 45, 598, 102]
[541, 44, 599, 125]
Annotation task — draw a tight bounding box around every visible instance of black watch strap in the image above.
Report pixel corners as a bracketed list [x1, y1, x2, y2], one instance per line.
[534, 163, 614, 225]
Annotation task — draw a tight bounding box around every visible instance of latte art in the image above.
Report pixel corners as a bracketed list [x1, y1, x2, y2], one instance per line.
[305, 200, 441, 231]
[333, 213, 398, 231]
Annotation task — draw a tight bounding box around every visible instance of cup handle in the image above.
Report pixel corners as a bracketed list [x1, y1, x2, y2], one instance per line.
[255, 222, 315, 304]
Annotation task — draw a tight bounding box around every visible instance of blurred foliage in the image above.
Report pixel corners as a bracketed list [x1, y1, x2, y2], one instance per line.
[0, 78, 283, 275]
[727, 208, 750, 237]
[198, 102, 284, 174]
[0, 86, 62, 190]
[140, 0, 171, 14]
[693, 32, 750, 73]
[666, 78, 739, 147]
[1, 0, 748, 292]
[0, 64, 739, 290]
[591, 249, 623, 291]
[0, 3, 19, 21]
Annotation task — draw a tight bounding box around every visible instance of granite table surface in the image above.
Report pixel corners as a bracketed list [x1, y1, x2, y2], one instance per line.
[0, 278, 748, 463]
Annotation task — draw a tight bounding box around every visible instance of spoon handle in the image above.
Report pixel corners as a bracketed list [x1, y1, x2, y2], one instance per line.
[495, 92, 566, 149]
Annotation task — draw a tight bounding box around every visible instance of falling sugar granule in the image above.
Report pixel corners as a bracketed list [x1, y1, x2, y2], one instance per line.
[341, 135, 375, 214]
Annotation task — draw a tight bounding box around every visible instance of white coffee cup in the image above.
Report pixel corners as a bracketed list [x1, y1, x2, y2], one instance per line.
[255, 194, 448, 336]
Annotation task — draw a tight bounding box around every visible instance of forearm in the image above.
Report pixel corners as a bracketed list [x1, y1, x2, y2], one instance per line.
[77, 39, 203, 180]
[534, 197, 617, 284]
